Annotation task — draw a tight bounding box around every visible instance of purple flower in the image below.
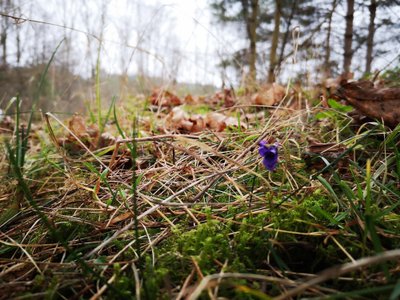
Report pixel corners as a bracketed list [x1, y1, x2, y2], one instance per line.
[258, 141, 279, 171]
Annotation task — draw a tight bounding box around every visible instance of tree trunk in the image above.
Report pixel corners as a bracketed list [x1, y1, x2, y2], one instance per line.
[268, 0, 281, 83]
[343, 0, 354, 74]
[365, 0, 377, 75]
[0, 0, 10, 67]
[15, 7, 21, 64]
[249, 0, 258, 84]
[1, 28, 6, 67]
[277, 0, 298, 76]
[241, 0, 259, 86]
[324, 0, 337, 79]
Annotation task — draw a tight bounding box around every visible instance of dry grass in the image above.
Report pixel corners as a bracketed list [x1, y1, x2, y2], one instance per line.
[1, 92, 400, 299]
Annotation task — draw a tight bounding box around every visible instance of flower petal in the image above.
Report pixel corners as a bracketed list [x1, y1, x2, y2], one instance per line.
[258, 141, 268, 156]
[260, 144, 278, 171]
[263, 156, 278, 171]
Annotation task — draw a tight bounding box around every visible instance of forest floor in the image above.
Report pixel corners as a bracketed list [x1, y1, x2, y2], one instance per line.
[1, 83, 400, 300]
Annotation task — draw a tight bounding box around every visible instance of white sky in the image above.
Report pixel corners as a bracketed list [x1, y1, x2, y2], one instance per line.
[11, 0, 234, 86]
[103, 0, 224, 84]
[5, 0, 400, 87]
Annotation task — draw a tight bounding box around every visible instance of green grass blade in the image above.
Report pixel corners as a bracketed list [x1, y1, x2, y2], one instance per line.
[317, 175, 339, 203]
[389, 280, 400, 300]
[27, 38, 64, 135]
[95, 42, 102, 130]
[131, 115, 140, 263]
[100, 95, 117, 135]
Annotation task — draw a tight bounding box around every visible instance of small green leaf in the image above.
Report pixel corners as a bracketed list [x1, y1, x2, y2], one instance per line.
[389, 280, 400, 300]
[315, 111, 334, 120]
[328, 99, 353, 113]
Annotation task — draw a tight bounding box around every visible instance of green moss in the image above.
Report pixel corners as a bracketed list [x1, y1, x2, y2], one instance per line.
[270, 195, 340, 233]
[174, 220, 231, 274]
[105, 263, 136, 299]
[183, 104, 212, 114]
[142, 218, 283, 298]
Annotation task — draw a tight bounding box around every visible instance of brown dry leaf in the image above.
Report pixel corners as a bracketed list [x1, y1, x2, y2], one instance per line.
[225, 116, 243, 128]
[58, 137, 86, 154]
[165, 107, 245, 133]
[65, 115, 93, 151]
[61, 115, 114, 153]
[109, 211, 134, 225]
[87, 123, 99, 140]
[98, 132, 116, 148]
[68, 115, 88, 137]
[252, 83, 286, 106]
[205, 112, 245, 132]
[337, 80, 400, 127]
[166, 106, 195, 132]
[205, 112, 227, 132]
[325, 72, 354, 90]
[204, 90, 223, 105]
[0, 115, 14, 133]
[222, 88, 235, 107]
[165, 90, 182, 106]
[303, 140, 348, 173]
[150, 89, 182, 107]
[203, 88, 235, 107]
[168, 106, 187, 122]
[188, 115, 206, 132]
[184, 94, 198, 105]
[307, 140, 347, 154]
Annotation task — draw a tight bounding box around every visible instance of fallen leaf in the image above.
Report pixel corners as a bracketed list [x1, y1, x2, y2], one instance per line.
[337, 80, 400, 127]
[98, 132, 116, 148]
[150, 89, 182, 107]
[205, 112, 227, 132]
[203, 88, 235, 107]
[222, 88, 235, 107]
[60, 115, 116, 154]
[165, 106, 197, 133]
[252, 83, 286, 106]
[87, 123, 99, 140]
[165, 107, 245, 133]
[109, 211, 134, 225]
[303, 140, 349, 173]
[0, 115, 14, 133]
[307, 141, 347, 154]
[184, 94, 197, 105]
[188, 115, 206, 132]
[325, 72, 354, 90]
[68, 115, 88, 137]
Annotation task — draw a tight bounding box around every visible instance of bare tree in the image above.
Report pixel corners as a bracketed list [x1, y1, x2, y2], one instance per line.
[15, 5, 21, 65]
[324, 0, 338, 78]
[365, 0, 376, 74]
[268, 0, 281, 83]
[241, 0, 259, 84]
[343, 0, 354, 73]
[0, 0, 12, 67]
[211, 0, 261, 86]
[276, 0, 298, 77]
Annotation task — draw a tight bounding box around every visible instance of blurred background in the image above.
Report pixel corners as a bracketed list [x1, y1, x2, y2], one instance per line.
[0, 0, 399, 114]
